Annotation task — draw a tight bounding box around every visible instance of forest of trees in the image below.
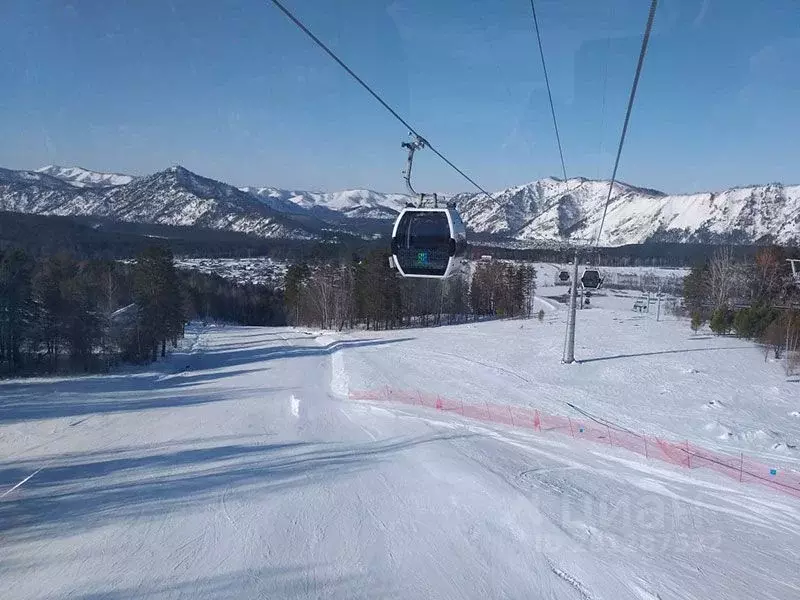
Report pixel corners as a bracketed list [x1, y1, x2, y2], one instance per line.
[683, 246, 799, 372]
[0, 240, 538, 376]
[0, 246, 285, 376]
[0, 210, 378, 262]
[284, 251, 536, 330]
[6, 210, 788, 269]
[467, 241, 779, 268]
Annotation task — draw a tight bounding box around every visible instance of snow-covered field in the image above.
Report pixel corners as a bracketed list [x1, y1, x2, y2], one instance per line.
[2, 278, 799, 598]
[175, 257, 288, 286]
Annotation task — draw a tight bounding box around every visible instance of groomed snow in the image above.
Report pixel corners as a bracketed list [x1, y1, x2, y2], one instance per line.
[342, 264, 800, 465]
[1, 283, 799, 598]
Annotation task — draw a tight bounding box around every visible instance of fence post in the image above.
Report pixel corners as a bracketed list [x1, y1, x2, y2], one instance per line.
[508, 406, 515, 427]
[739, 452, 744, 482]
[643, 436, 648, 459]
[534, 410, 541, 431]
[607, 424, 613, 446]
[568, 417, 575, 438]
[485, 401, 490, 420]
[417, 391, 423, 406]
[385, 385, 391, 401]
[686, 440, 691, 468]
[436, 395, 443, 411]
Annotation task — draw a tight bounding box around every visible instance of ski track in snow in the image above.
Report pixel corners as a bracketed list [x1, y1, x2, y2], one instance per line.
[1, 301, 799, 598]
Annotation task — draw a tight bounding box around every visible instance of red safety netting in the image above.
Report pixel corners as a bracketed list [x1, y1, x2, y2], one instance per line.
[348, 387, 800, 500]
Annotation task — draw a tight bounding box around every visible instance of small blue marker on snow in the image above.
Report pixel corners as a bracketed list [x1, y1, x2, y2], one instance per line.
[770, 468, 777, 476]
[579, 427, 584, 433]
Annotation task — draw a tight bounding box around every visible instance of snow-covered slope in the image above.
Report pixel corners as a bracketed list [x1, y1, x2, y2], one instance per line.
[36, 165, 135, 187]
[3, 164, 799, 245]
[2, 315, 799, 599]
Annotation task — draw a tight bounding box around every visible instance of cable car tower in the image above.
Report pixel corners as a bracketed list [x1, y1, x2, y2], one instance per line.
[390, 134, 467, 279]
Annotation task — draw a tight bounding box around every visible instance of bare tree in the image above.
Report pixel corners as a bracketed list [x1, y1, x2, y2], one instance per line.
[761, 317, 786, 362]
[751, 247, 786, 303]
[708, 247, 741, 310]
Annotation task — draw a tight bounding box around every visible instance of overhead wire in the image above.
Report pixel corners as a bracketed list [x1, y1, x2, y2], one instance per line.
[529, 0, 567, 182]
[596, 3, 614, 180]
[267, 0, 491, 197]
[269, 0, 595, 250]
[594, 0, 659, 246]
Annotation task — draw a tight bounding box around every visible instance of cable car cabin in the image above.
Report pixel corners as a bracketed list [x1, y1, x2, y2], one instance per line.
[391, 207, 466, 278]
[580, 269, 602, 289]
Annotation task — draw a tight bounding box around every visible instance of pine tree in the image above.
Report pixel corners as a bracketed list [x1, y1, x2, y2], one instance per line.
[709, 307, 733, 335]
[32, 254, 78, 371]
[690, 312, 703, 334]
[133, 247, 185, 362]
[0, 249, 34, 374]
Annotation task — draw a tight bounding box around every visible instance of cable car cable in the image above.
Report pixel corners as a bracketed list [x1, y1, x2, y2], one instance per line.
[270, 0, 598, 253]
[270, 0, 584, 236]
[267, 0, 491, 197]
[596, 3, 614, 180]
[529, 0, 567, 182]
[595, 0, 658, 246]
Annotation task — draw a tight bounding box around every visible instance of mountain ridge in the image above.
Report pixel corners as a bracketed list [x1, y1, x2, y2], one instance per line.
[1, 164, 798, 246]
[36, 165, 136, 187]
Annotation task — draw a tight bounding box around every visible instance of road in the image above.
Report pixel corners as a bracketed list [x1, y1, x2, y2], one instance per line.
[1, 326, 798, 599]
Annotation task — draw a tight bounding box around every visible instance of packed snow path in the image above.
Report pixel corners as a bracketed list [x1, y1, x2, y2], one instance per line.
[1, 325, 799, 599]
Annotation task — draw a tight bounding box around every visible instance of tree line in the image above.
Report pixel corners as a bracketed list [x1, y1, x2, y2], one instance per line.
[0, 210, 381, 262]
[0, 246, 286, 376]
[284, 251, 536, 330]
[683, 246, 799, 372]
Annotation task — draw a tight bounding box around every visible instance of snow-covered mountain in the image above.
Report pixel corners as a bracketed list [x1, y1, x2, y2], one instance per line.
[0, 166, 325, 240]
[36, 165, 135, 187]
[242, 187, 410, 220]
[452, 177, 800, 246]
[2, 164, 799, 246]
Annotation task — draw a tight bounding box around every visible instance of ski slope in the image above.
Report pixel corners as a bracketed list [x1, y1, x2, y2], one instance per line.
[1, 309, 799, 597]
[342, 267, 800, 465]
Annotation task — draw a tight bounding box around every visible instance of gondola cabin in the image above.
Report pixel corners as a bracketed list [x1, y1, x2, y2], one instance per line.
[580, 269, 602, 289]
[391, 207, 467, 278]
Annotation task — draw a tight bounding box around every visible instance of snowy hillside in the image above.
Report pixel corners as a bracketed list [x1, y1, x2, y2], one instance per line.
[36, 165, 135, 187]
[2, 163, 799, 245]
[2, 295, 799, 598]
[243, 186, 410, 220]
[0, 166, 325, 240]
[454, 177, 800, 246]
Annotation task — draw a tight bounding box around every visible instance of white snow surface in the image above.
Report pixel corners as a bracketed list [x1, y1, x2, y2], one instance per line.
[2, 282, 800, 598]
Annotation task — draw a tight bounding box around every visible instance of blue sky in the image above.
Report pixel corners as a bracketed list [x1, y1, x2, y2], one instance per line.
[1, 0, 798, 194]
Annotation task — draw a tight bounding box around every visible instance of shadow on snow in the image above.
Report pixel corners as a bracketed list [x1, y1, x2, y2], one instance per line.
[0, 337, 411, 424]
[580, 346, 753, 364]
[0, 433, 473, 546]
